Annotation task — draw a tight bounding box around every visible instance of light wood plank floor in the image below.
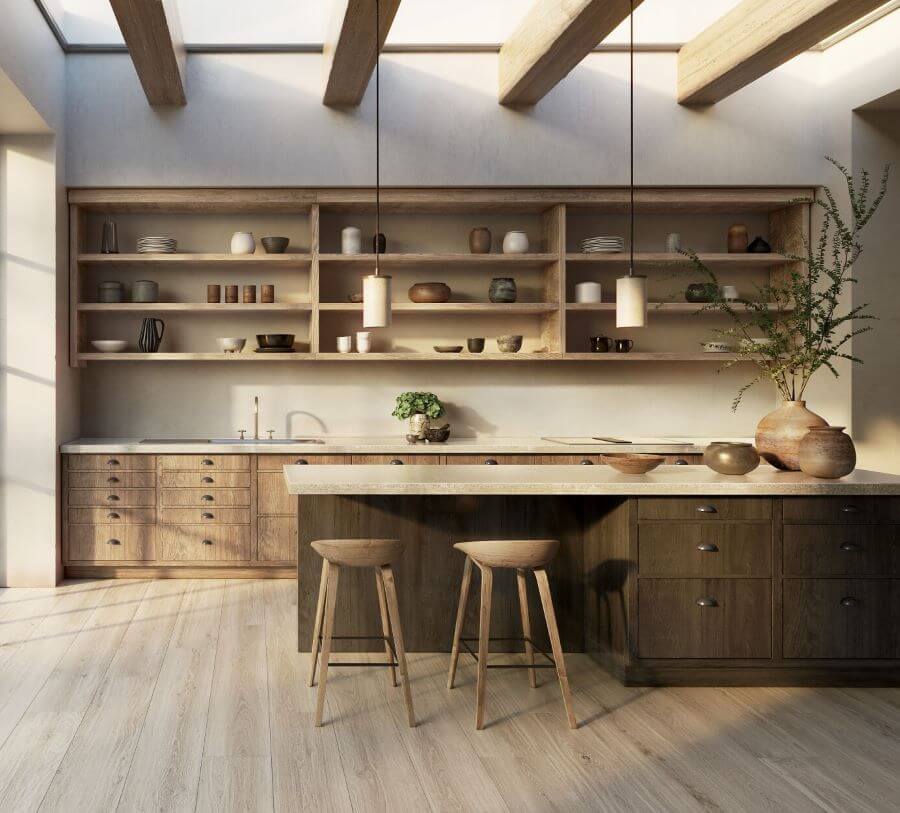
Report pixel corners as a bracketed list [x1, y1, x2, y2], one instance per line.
[0, 579, 897, 812]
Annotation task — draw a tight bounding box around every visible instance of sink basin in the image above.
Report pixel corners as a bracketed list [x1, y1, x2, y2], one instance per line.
[140, 438, 325, 445]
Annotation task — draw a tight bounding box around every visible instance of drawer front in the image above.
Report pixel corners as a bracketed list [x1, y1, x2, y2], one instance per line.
[449, 455, 535, 465]
[67, 524, 155, 562]
[350, 455, 443, 465]
[158, 455, 250, 471]
[782, 497, 882, 524]
[638, 498, 772, 522]
[638, 578, 772, 659]
[257, 454, 349, 471]
[639, 523, 771, 576]
[158, 507, 251, 525]
[157, 525, 251, 562]
[158, 471, 250, 488]
[68, 489, 156, 507]
[783, 525, 900, 576]
[783, 579, 900, 659]
[159, 488, 251, 508]
[67, 471, 155, 489]
[68, 507, 156, 525]
[258, 516, 298, 563]
[535, 455, 603, 465]
[67, 454, 155, 471]
[258, 472, 296, 515]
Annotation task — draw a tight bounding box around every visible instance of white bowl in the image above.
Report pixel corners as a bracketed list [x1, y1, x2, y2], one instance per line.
[91, 340, 128, 353]
[216, 337, 246, 354]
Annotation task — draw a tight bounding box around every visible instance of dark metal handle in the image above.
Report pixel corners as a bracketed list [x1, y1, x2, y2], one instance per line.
[674, 459, 689, 466]
[201, 476, 214, 484]
[107, 476, 119, 484]
[202, 512, 214, 519]
[202, 539, 213, 545]
[390, 459, 404, 465]
[696, 505, 718, 514]
[840, 542, 861, 552]
[107, 494, 120, 501]
[697, 543, 719, 553]
[107, 538, 121, 546]
[201, 459, 214, 466]
[295, 459, 309, 465]
[107, 459, 120, 466]
[201, 494, 214, 501]
[107, 512, 120, 519]
[840, 596, 859, 608]
[485, 459, 498, 465]
[841, 505, 861, 514]
[696, 597, 719, 607]
[580, 459, 594, 465]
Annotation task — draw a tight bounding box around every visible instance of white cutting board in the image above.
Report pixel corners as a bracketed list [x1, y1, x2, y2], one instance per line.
[542, 436, 690, 446]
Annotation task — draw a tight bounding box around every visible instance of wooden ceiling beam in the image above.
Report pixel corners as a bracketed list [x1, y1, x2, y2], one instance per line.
[109, 0, 186, 106]
[323, 0, 402, 107]
[678, 0, 888, 105]
[499, 0, 644, 106]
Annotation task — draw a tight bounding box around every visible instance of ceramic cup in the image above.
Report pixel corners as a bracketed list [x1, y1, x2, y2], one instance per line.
[261, 284, 275, 303]
[337, 335, 353, 354]
[575, 282, 603, 303]
[243, 285, 256, 304]
[590, 335, 612, 353]
[341, 226, 362, 255]
[614, 338, 634, 353]
[356, 331, 372, 354]
[665, 232, 681, 253]
[721, 284, 739, 301]
[207, 284, 221, 303]
[467, 337, 485, 353]
[225, 285, 239, 304]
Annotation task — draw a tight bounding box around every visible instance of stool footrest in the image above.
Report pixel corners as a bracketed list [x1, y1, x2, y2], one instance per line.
[317, 635, 398, 669]
[460, 637, 556, 669]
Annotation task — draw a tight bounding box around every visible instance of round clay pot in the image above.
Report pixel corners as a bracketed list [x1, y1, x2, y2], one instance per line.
[703, 442, 760, 475]
[755, 400, 828, 471]
[727, 223, 748, 253]
[469, 227, 492, 254]
[799, 426, 856, 479]
[489, 277, 517, 303]
[408, 282, 451, 303]
[496, 334, 523, 353]
[685, 283, 718, 303]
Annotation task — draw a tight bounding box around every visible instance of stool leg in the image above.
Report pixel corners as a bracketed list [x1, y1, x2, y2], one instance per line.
[308, 559, 330, 687]
[534, 568, 577, 730]
[447, 555, 473, 690]
[380, 565, 416, 727]
[516, 568, 538, 689]
[314, 563, 340, 727]
[475, 564, 493, 730]
[375, 568, 398, 687]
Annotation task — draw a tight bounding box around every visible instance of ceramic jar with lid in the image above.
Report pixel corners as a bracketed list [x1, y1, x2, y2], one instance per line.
[97, 281, 123, 303]
[131, 279, 159, 303]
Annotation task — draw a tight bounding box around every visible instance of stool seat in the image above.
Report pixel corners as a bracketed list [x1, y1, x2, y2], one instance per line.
[311, 538, 404, 568]
[453, 539, 559, 569]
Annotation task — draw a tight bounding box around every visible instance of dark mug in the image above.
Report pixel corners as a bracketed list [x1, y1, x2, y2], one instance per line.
[614, 338, 634, 353]
[590, 335, 612, 353]
[373, 232, 386, 254]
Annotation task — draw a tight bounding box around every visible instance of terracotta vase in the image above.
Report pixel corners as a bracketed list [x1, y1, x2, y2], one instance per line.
[469, 227, 492, 254]
[755, 400, 828, 471]
[727, 223, 748, 253]
[799, 426, 856, 479]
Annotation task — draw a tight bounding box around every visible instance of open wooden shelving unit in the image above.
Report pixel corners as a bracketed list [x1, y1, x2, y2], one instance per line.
[68, 187, 811, 365]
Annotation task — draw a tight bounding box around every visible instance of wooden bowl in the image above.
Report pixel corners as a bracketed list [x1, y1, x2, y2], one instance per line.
[601, 453, 665, 474]
[409, 282, 451, 303]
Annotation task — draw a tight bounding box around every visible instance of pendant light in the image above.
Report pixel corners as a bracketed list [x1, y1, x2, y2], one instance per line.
[616, 0, 646, 329]
[363, 0, 391, 328]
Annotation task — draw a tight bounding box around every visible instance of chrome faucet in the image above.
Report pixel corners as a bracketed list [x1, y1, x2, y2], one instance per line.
[253, 395, 260, 440]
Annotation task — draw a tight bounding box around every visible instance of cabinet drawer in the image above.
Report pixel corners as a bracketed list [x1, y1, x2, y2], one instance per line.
[782, 497, 882, 523]
[67, 525, 155, 562]
[258, 516, 298, 563]
[68, 507, 156, 525]
[157, 525, 250, 562]
[350, 455, 443, 465]
[158, 455, 250, 471]
[158, 471, 250, 488]
[639, 524, 771, 576]
[159, 488, 251, 508]
[67, 454, 155, 471]
[158, 508, 251, 525]
[638, 498, 772, 522]
[449, 455, 534, 465]
[257, 454, 348, 471]
[258, 472, 296, 515]
[68, 489, 156, 507]
[638, 579, 772, 659]
[535, 455, 602, 465]
[783, 579, 900, 658]
[783, 525, 900, 576]
[67, 471, 155, 489]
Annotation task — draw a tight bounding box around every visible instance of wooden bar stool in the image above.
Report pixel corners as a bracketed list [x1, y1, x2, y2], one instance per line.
[447, 539, 576, 730]
[308, 538, 415, 728]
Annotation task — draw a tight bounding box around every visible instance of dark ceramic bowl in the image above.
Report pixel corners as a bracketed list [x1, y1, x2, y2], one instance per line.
[261, 236, 289, 254]
[256, 333, 295, 349]
[424, 424, 451, 443]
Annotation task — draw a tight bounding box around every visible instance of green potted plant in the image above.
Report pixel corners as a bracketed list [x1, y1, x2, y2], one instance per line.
[683, 158, 889, 470]
[392, 392, 445, 440]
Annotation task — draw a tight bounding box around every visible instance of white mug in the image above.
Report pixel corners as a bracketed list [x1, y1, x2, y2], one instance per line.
[665, 232, 681, 253]
[575, 281, 603, 303]
[336, 335, 353, 353]
[341, 226, 362, 255]
[356, 331, 372, 353]
[721, 285, 739, 301]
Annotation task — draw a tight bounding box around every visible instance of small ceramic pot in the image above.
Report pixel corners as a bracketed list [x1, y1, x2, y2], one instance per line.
[721, 285, 739, 301]
[98, 281, 123, 303]
[489, 277, 517, 303]
[755, 400, 828, 471]
[261, 284, 275, 303]
[356, 331, 372, 354]
[748, 236, 772, 253]
[336, 335, 352, 354]
[225, 285, 239, 303]
[467, 337, 485, 353]
[614, 338, 634, 353]
[132, 280, 159, 303]
[496, 334, 523, 353]
[261, 236, 289, 254]
[727, 224, 748, 253]
[703, 442, 760, 475]
[408, 282, 451, 303]
[502, 231, 529, 254]
[424, 424, 451, 443]
[665, 232, 681, 253]
[341, 226, 362, 255]
[231, 232, 256, 255]
[469, 227, 492, 254]
[799, 427, 856, 479]
[207, 284, 221, 303]
[575, 282, 602, 303]
[685, 283, 719, 303]
[243, 285, 256, 304]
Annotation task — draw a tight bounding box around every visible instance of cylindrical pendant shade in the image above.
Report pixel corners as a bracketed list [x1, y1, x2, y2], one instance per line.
[616, 275, 647, 328]
[363, 274, 392, 328]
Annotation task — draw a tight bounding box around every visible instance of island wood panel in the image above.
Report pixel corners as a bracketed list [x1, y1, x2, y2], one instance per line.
[638, 523, 772, 577]
[258, 516, 299, 563]
[783, 525, 900, 576]
[297, 494, 584, 652]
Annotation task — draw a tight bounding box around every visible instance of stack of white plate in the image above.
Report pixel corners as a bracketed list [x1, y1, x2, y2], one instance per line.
[581, 236, 624, 254]
[137, 236, 177, 254]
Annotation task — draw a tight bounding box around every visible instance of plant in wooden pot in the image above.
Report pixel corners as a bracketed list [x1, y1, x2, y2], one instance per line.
[682, 158, 889, 471]
[392, 392, 446, 442]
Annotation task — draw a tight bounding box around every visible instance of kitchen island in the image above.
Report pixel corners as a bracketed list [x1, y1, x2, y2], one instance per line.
[285, 464, 900, 686]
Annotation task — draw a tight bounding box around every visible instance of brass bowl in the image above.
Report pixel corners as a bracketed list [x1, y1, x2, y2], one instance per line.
[601, 453, 665, 475]
[703, 442, 760, 475]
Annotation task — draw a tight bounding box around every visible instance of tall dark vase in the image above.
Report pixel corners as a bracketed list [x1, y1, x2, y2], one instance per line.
[138, 317, 165, 353]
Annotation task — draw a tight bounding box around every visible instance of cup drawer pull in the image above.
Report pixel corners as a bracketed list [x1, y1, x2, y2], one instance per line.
[107, 476, 120, 484]
[840, 596, 860, 608]
[696, 597, 719, 608]
[674, 459, 689, 466]
[696, 505, 718, 514]
[106, 494, 120, 502]
[295, 459, 309, 465]
[107, 538, 121, 546]
[201, 459, 214, 466]
[390, 459, 404, 465]
[841, 505, 861, 514]
[201, 494, 214, 502]
[202, 539, 214, 545]
[201, 476, 214, 484]
[840, 542, 861, 552]
[107, 512, 120, 520]
[484, 459, 498, 465]
[107, 459, 120, 466]
[580, 459, 594, 465]
[697, 543, 719, 553]
[202, 512, 214, 519]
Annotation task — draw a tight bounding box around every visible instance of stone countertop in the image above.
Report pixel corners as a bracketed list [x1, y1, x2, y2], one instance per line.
[59, 436, 746, 455]
[283, 464, 900, 496]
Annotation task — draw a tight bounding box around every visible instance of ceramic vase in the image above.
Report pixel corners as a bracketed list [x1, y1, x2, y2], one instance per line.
[469, 227, 492, 254]
[727, 224, 748, 253]
[230, 232, 256, 255]
[799, 426, 856, 479]
[502, 231, 529, 254]
[703, 442, 760, 475]
[409, 414, 428, 439]
[138, 317, 165, 353]
[341, 226, 362, 255]
[489, 277, 517, 303]
[755, 400, 828, 471]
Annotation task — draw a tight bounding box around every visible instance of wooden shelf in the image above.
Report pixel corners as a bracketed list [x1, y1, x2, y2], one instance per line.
[565, 252, 786, 266]
[78, 302, 311, 313]
[77, 253, 311, 267]
[319, 302, 557, 314]
[561, 353, 755, 361]
[566, 302, 791, 312]
[77, 352, 312, 362]
[319, 253, 558, 269]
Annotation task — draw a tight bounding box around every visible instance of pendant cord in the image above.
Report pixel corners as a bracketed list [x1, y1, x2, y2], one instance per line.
[375, 0, 381, 277]
[629, 0, 634, 278]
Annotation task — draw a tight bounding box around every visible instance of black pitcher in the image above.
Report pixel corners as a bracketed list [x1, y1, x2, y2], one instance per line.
[138, 317, 165, 352]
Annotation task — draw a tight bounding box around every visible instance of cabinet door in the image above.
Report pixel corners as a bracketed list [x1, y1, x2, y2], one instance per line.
[258, 516, 298, 563]
[639, 523, 771, 576]
[638, 578, 772, 659]
[258, 472, 296, 515]
[783, 525, 900, 576]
